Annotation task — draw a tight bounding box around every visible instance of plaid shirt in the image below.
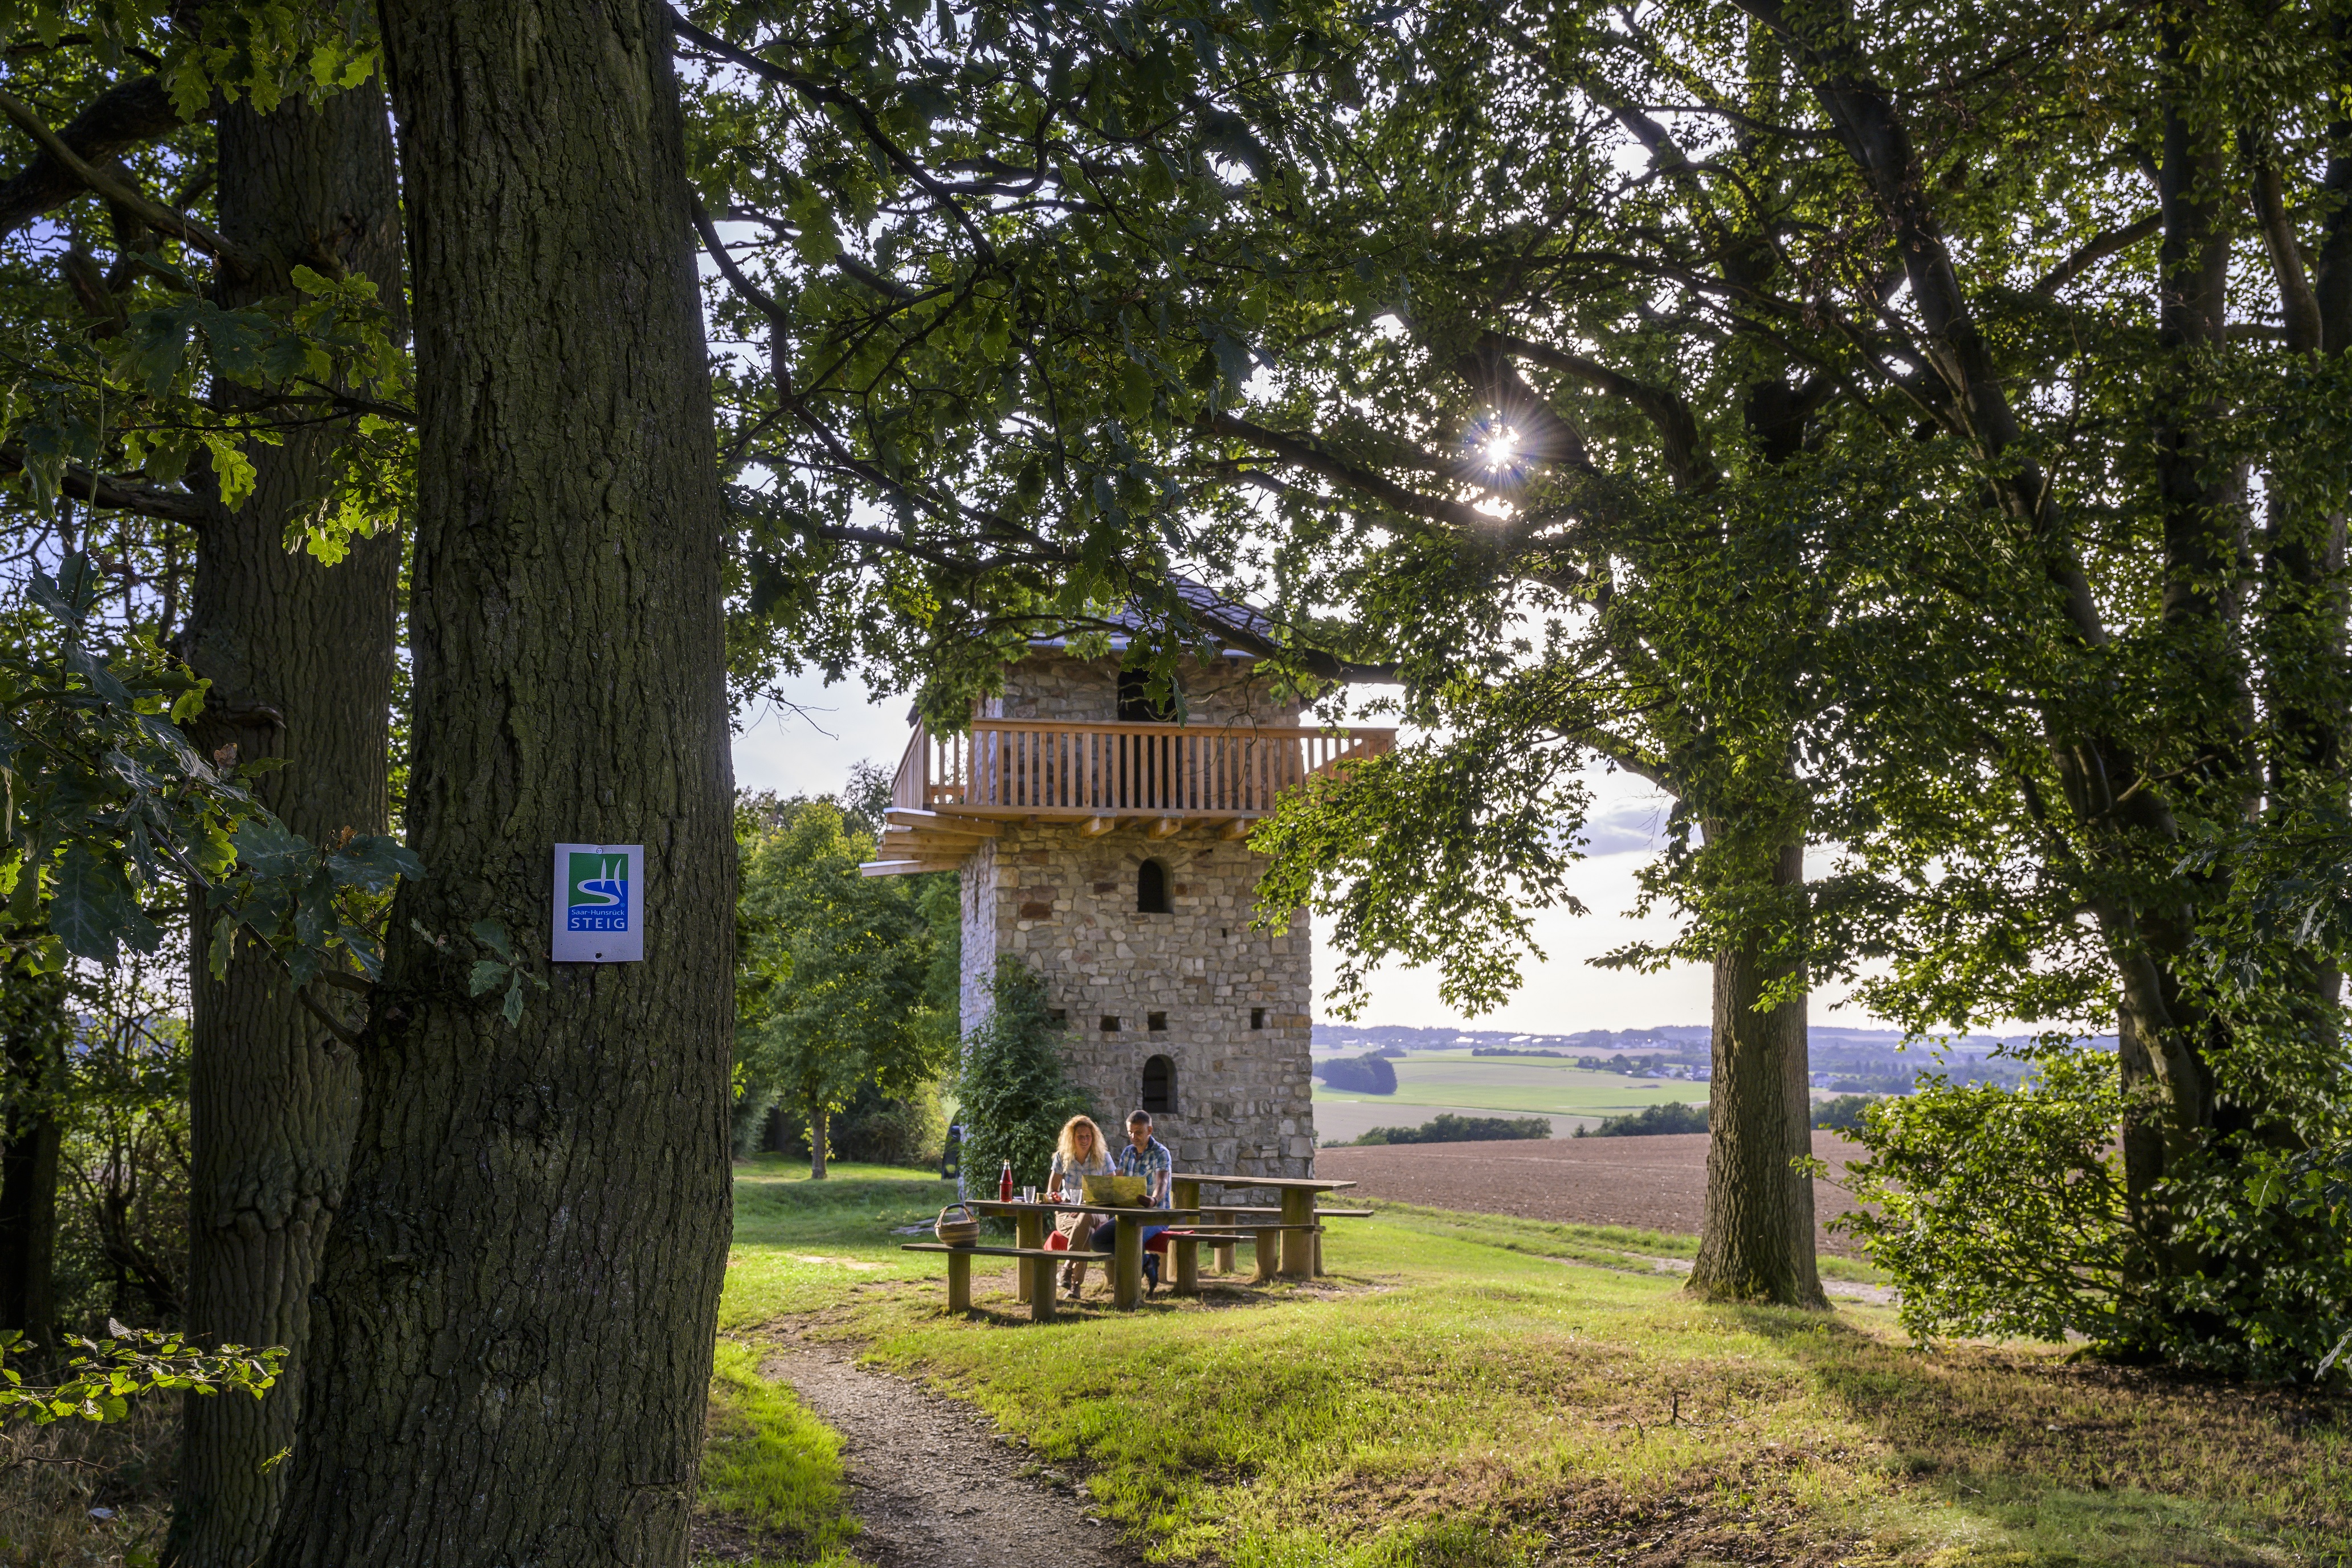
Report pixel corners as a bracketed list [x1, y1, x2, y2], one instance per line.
[1116, 1136, 1174, 1207]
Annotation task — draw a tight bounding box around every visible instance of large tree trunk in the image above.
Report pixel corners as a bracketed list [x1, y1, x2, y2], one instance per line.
[1688, 839, 1825, 1307]
[261, 3, 736, 1562]
[0, 959, 70, 1346]
[167, 81, 406, 1568]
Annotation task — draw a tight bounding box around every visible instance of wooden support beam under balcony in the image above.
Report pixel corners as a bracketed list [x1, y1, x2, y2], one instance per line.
[879, 818, 997, 842]
[1079, 815, 1118, 837]
[1145, 816, 1183, 839]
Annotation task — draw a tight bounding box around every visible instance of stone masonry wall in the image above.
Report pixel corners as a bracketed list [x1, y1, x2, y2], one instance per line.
[957, 649, 1318, 1176]
[981, 650, 1301, 728]
[958, 820, 1316, 1176]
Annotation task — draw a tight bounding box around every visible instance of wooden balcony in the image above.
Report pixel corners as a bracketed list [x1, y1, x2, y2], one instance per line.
[860, 718, 1395, 875]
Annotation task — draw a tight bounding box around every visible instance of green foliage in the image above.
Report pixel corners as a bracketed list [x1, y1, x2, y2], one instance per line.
[1830, 1053, 2132, 1352]
[952, 958, 1089, 1191]
[1811, 1095, 1879, 1134]
[1312, 1052, 1396, 1095]
[1350, 1113, 1550, 1146]
[684, 0, 1386, 719]
[0, 1324, 279, 1425]
[737, 795, 952, 1170]
[1577, 1101, 1710, 1139]
[1, 556, 420, 984]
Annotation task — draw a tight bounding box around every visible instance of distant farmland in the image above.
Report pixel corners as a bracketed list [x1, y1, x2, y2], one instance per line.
[1310, 1050, 1710, 1142]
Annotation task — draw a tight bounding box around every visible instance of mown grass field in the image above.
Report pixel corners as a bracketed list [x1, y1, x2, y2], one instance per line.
[699, 1157, 2352, 1567]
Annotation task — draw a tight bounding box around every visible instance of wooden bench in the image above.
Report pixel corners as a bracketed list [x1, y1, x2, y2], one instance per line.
[900, 1243, 1068, 1321]
[1189, 1204, 1370, 1279]
[1161, 1223, 1326, 1288]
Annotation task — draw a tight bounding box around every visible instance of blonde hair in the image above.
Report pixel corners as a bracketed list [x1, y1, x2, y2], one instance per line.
[1056, 1115, 1106, 1163]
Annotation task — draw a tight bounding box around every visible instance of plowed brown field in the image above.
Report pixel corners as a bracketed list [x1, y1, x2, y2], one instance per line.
[1314, 1130, 1874, 1255]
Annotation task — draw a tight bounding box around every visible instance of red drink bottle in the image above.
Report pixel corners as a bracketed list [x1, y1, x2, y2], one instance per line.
[999, 1161, 1013, 1202]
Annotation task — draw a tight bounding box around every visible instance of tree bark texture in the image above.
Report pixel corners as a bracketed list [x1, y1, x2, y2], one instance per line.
[810, 1102, 830, 1179]
[1688, 839, 1825, 1307]
[165, 79, 406, 1568]
[262, 4, 736, 1563]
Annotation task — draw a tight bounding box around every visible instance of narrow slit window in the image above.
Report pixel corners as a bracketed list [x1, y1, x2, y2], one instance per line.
[1137, 858, 1170, 914]
[1100, 1015, 1121, 1033]
[1250, 1007, 1266, 1031]
[1148, 1011, 1167, 1032]
[1141, 1054, 1175, 1115]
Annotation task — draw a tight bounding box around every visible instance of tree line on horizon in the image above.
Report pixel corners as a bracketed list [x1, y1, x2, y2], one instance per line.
[0, 0, 2348, 1563]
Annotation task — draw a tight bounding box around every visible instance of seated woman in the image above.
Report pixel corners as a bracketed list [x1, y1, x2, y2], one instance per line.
[1046, 1114, 1114, 1297]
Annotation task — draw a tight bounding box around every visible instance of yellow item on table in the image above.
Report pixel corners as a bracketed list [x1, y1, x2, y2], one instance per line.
[1082, 1174, 1149, 1207]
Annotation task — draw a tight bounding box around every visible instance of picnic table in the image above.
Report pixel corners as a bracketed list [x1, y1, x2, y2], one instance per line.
[965, 1200, 1201, 1311]
[1173, 1174, 1358, 1280]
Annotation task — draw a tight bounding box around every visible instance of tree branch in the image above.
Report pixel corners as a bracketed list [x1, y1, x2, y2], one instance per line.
[0, 443, 209, 524]
[2031, 212, 2160, 296]
[2251, 161, 2322, 354]
[1202, 411, 1498, 537]
[0, 85, 247, 271]
[0, 72, 183, 240]
[667, 10, 998, 267]
[1483, 330, 1708, 484]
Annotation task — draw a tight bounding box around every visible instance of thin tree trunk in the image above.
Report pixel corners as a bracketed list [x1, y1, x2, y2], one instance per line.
[1688, 839, 1825, 1307]
[166, 77, 406, 1568]
[811, 1103, 830, 1180]
[0, 967, 68, 1345]
[262, 2, 735, 1561]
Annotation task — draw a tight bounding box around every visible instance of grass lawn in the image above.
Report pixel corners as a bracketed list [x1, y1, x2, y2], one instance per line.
[703, 1157, 2351, 1567]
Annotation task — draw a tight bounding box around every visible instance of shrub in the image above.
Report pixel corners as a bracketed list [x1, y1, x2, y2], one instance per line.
[1352, 1113, 1550, 1145]
[1314, 1052, 1398, 1094]
[953, 958, 1091, 1191]
[1830, 1049, 2130, 1348]
[1575, 1099, 1709, 1137]
[1834, 1046, 2352, 1377]
[1812, 1093, 1879, 1133]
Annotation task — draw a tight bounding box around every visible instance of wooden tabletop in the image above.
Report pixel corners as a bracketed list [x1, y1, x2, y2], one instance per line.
[966, 1200, 1199, 1219]
[1173, 1174, 1357, 1191]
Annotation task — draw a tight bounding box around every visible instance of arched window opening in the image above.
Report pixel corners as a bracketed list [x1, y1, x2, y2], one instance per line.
[1141, 1054, 1176, 1116]
[1137, 859, 1170, 914]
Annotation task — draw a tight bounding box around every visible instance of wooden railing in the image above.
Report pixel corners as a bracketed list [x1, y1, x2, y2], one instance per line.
[888, 719, 1394, 819]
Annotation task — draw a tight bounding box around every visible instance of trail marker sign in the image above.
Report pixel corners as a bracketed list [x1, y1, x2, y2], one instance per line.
[553, 843, 644, 962]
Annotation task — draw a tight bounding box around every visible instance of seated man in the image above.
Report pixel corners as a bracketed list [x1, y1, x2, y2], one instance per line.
[1090, 1110, 1173, 1291]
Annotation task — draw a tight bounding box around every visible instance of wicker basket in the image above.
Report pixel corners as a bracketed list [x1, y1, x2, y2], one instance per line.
[933, 1203, 981, 1247]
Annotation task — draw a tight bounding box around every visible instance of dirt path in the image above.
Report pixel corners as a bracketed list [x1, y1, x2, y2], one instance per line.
[1607, 1252, 1897, 1305]
[765, 1341, 1141, 1568]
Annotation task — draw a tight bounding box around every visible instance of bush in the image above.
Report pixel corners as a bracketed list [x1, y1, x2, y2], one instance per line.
[834, 1080, 948, 1167]
[1812, 1093, 1879, 1133]
[1314, 1052, 1398, 1094]
[1575, 1099, 1709, 1137]
[1351, 1113, 1551, 1145]
[1835, 1047, 2352, 1377]
[1830, 1049, 2129, 1349]
[953, 958, 1091, 1191]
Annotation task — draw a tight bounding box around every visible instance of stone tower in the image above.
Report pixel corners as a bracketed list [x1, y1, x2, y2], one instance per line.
[863, 640, 1390, 1177]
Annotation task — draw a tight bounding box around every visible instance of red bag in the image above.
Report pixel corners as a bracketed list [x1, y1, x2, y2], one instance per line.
[1044, 1230, 1069, 1252]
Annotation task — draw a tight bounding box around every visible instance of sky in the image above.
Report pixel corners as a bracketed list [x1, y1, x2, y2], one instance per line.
[731, 668, 1896, 1035]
